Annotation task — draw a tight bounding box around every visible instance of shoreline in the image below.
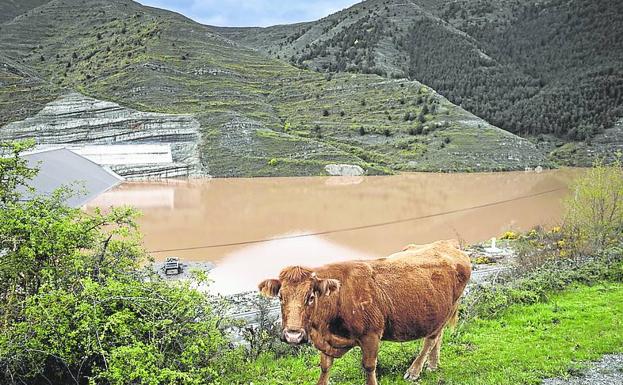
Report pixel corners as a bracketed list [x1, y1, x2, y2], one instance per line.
[152, 239, 517, 321]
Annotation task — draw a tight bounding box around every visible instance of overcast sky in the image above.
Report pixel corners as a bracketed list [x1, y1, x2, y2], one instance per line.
[136, 0, 361, 27]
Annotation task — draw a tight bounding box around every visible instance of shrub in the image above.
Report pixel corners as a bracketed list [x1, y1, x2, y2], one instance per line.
[0, 141, 234, 385]
[417, 112, 426, 123]
[268, 158, 278, 166]
[564, 158, 623, 253]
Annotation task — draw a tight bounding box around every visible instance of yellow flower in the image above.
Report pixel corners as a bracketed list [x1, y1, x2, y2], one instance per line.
[474, 256, 492, 264]
[551, 226, 562, 233]
[501, 231, 518, 240]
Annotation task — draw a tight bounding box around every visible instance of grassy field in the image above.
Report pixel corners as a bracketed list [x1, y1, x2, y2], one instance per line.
[224, 283, 623, 384]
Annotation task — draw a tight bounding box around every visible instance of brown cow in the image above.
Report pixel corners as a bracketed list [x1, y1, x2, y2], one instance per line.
[258, 240, 471, 385]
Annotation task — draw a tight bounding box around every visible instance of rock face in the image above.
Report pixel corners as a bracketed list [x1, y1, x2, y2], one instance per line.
[324, 164, 365, 176]
[0, 92, 202, 178]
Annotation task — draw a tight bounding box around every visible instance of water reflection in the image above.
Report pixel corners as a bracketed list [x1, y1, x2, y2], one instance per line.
[208, 234, 368, 294]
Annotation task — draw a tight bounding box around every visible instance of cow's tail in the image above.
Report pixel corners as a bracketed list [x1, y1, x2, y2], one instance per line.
[447, 303, 460, 328]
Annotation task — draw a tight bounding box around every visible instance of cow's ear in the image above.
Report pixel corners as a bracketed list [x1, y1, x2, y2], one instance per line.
[315, 278, 340, 297]
[258, 279, 281, 297]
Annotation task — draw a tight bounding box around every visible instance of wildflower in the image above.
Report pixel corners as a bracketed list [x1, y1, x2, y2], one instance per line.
[501, 231, 518, 240]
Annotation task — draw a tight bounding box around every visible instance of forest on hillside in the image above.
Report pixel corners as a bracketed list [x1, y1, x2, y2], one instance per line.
[421, 0, 623, 139]
[270, 0, 623, 141]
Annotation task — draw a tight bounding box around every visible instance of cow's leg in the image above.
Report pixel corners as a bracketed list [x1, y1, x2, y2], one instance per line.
[427, 328, 445, 371]
[360, 334, 381, 385]
[403, 334, 439, 381]
[317, 352, 334, 385]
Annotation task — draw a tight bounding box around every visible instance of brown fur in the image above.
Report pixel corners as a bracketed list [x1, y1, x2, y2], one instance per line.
[280, 266, 313, 282]
[258, 240, 471, 385]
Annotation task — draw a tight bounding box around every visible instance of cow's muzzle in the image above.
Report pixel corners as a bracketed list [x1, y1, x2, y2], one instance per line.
[282, 328, 308, 345]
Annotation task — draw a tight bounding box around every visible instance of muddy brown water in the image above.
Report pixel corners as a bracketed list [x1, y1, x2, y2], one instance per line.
[88, 169, 584, 294]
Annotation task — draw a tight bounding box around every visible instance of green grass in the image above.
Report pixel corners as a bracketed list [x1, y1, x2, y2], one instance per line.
[224, 283, 623, 384]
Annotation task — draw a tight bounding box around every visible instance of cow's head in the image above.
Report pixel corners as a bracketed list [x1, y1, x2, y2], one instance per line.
[258, 266, 340, 345]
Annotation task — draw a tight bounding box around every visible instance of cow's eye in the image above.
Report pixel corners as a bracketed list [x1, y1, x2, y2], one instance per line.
[307, 294, 315, 305]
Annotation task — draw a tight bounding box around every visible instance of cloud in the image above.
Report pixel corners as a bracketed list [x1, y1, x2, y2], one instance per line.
[136, 0, 360, 27]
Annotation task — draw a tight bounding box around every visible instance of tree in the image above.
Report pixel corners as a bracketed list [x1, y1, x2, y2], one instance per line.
[564, 156, 623, 253]
[0, 140, 37, 205]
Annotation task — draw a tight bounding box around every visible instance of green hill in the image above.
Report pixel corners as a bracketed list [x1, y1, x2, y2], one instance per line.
[0, 0, 547, 176]
[219, 0, 623, 143]
[0, 53, 59, 126]
[0, 0, 51, 23]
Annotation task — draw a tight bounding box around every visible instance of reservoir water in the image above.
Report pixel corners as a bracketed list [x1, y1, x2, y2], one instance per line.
[88, 169, 583, 294]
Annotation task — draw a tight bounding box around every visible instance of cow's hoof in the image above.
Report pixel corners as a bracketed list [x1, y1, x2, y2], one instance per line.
[403, 370, 421, 382]
[426, 365, 438, 372]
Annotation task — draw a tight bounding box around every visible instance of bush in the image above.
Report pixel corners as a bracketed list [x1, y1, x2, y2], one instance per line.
[0, 141, 234, 385]
[564, 158, 623, 253]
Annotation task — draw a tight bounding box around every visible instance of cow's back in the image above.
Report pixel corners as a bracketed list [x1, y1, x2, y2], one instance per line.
[370, 241, 470, 341]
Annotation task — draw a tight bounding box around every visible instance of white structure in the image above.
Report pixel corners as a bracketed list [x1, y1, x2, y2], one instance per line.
[19, 148, 123, 207]
[484, 237, 501, 253]
[66, 144, 173, 166]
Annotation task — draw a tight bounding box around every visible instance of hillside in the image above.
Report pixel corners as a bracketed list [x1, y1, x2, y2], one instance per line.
[0, 0, 547, 177]
[0, 0, 51, 23]
[219, 0, 623, 145]
[0, 53, 59, 126]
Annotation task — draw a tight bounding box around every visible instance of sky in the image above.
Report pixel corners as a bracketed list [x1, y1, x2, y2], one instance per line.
[136, 0, 361, 27]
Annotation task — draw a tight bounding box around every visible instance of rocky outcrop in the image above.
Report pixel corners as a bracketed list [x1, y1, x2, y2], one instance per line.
[0, 92, 202, 178]
[324, 164, 365, 176]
